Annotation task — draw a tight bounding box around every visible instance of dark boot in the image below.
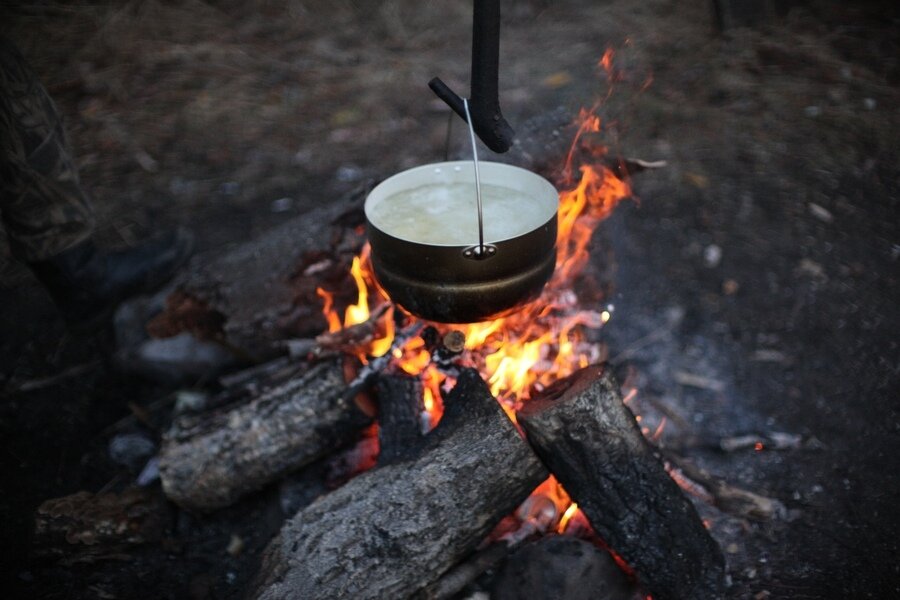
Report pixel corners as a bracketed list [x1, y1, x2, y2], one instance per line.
[29, 228, 193, 324]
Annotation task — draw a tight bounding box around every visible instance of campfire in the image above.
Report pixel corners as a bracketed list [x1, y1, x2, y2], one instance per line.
[313, 112, 630, 537]
[155, 49, 726, 600]
[306, 45, 640, 540]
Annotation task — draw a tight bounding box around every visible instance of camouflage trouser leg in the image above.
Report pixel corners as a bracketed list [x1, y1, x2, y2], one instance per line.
[0, 37, 94, 262]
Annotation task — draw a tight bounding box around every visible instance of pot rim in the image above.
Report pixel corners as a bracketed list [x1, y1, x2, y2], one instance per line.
[365, 160, 559, 247]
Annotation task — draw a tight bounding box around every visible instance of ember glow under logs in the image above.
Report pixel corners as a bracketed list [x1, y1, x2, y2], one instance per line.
[365, 161, 559, 323]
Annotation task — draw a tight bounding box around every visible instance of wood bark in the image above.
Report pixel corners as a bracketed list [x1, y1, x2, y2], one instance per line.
[159, 359, 370, 511]
[375, 373, 425, 465]
[517, 364, 725, 600]
[163, 190, 366, 359]
[252, 368, 548, 600]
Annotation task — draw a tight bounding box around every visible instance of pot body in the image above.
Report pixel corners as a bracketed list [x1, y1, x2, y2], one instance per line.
[365, 161, 558, 323]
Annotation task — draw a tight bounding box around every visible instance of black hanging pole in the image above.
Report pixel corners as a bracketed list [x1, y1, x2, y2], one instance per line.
[429, 0, 515, 153]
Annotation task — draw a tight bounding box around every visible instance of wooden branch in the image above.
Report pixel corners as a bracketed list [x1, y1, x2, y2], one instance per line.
[314, 303, 390, 353]
[518, 364, 725, 600]
[252, 368, 548, 600]
[159, 359, 370, 511]
[664, 453, 788, 522]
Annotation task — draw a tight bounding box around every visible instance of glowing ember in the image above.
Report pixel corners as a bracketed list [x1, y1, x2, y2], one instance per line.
[318, 48, 642, 534]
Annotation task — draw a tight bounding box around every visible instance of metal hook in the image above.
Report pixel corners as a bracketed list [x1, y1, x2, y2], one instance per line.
[429, 0, 515, 153]
[462, 98, 497, 261]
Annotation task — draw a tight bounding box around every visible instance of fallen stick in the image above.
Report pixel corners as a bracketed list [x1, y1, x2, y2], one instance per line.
[252, 368, 548, 600]
[159, 359, 370, 511]
[518, 364, 725, 600]
[664, 452, 788, 522]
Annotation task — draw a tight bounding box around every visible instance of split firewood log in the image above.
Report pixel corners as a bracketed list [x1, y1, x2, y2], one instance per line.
[375, 373, 425, 465]
[518, 364, 726, 600]
[251, 368, 548, 600]
[159, 359, 370, 511]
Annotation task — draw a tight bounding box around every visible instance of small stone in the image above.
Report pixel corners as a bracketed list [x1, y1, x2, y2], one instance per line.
[863, 98, 876, 110]
[808, 202, 833, 223]
[137, 456, 161, 486]
[804, 105, 821, 117]
[336, 164, 363, 182]
[219, 181, 240, 196]
[704, 244, 722, 267]
[175, 390, 208, 414]
[726, 543, 740, 554]
[109, 433, 156, 470]
[270, 197, 294, 213]
[722, 279, 739, 295]
[226, 534, 244, 557]
[683, 171, 709, 189]
[798, 259, 827, 280]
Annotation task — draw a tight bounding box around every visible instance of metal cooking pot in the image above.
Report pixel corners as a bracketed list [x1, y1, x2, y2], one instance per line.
[365, 161, 558, 323]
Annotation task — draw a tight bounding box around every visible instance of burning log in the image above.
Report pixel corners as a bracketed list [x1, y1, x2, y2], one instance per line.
[518, 364, 726, 600]
[375, 373, 426, 465]
[156, 190, 368, 359]
[252, 368, 548, 600]
[159, 359, 370, 511]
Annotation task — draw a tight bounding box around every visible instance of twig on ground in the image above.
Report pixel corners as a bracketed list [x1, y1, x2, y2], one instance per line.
[10, 360, 102, 393]
[664, 452, 788, 521]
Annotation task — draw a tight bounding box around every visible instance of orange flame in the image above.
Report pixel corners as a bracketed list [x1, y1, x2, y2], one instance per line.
[344, 256, 371, 327]
[318, 49, 644, 535]
[316, 287, 342, 333]
[599, 47, 615, 74]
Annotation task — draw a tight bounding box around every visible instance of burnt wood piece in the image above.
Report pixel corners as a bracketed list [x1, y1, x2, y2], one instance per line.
[517, 364, 725, 600]
[159, 360, 370, 511]
[32, 488, 168, 562]
[665, 452, 787, 521]
[375, 373, 425, 465]
[252, 368, 548, 600]
[167, 189, 367, 359]
[491, 536, 635, 600]
[417, 542, 513, 600]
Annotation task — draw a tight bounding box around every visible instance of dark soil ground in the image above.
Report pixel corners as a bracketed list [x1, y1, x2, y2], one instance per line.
[1, 1, 898, 598]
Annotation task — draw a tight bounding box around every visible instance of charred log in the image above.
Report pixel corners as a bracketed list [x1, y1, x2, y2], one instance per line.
[417, 542, 513, 600]
[517, 364, 725, 600]
[161, 190, 368, 359]
[32, 488, 168, 564]
[491, 536, 635, 600]
[159, 359, 370, 511]
[252, 368, 548, 600]
[375, 373, 425, 465]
